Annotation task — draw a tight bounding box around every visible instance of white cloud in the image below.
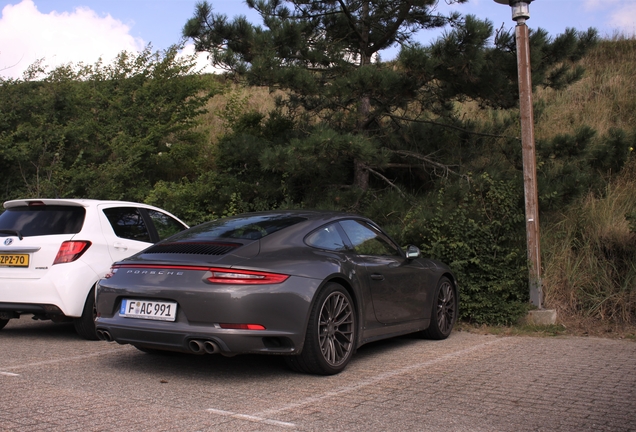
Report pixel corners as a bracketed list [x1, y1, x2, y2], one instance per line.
[0, 0, 145, 79]
[608, 3, 636, 35]
[178, 43, 224, 75]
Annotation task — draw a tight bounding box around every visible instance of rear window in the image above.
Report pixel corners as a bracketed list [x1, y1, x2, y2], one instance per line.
[172, 215, 307, 242]
[146, 209, 187, 240]
[0, 205, 85, 237]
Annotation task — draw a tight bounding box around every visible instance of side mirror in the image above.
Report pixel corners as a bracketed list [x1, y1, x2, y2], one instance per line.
[405, 245, 421, 260]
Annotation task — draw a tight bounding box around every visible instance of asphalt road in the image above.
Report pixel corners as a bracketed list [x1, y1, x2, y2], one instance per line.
[1, 315, 635, 432]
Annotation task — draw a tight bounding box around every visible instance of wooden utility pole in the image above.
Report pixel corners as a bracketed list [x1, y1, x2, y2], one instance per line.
[495, 0, 542, 308]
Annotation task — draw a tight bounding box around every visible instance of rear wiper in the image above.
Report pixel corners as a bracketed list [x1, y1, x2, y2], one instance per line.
[0, 229, 23, 240]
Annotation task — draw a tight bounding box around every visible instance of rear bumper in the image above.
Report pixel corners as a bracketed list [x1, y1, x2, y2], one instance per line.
[95, 319, 300, 355]
[0, 302, 63, 316]
[0, 262, 99, 317]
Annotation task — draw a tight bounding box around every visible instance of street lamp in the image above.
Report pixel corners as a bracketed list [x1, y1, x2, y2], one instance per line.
[494, 0, 543, 310]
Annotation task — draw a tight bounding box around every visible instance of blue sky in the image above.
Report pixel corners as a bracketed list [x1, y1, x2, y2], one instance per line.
[1, 0, 634, 78]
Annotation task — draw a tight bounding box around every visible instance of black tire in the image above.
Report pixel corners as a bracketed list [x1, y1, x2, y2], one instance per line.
[74, 287, 98, 340]
[0, 318, 9, 330]
[285, 282, 356, 375]
[420, 276, 457, 340]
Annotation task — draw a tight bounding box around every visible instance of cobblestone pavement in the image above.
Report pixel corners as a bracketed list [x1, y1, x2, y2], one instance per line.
[1, 316, 635, 431]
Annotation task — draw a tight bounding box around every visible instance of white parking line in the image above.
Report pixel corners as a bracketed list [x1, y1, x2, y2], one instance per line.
[0, 348, 126, 372]
[0, 371, 20, 377]
[205, 337, 511, 428]
[259, 337, 512, 418]
[206, 408, 296, 428]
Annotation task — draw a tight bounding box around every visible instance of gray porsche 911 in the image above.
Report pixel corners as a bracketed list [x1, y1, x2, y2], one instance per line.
[95, 210, 458, 375]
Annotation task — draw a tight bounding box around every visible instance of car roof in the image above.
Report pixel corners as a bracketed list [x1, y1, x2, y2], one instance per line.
[3, 199, 158, 210]
[230, 209, 357, 219]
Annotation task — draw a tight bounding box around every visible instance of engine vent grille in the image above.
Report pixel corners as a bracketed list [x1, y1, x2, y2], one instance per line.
[144, 242, 241, 256]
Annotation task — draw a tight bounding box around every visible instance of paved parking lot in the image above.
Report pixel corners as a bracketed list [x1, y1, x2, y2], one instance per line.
[1, 316, 635, 431]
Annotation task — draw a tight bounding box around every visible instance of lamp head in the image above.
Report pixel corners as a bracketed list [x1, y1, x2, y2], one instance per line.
[494, 0, 533, 22]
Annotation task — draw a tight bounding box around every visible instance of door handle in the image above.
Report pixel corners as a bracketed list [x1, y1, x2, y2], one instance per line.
[370, 274, 385, 281]
[113, 242, 128, 251]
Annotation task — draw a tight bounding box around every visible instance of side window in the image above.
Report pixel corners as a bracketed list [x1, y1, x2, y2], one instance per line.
[339, 220, 400, 257]
[102, 207, 151, 243]
[305, 223, 347, 251]
[146, 210, 187, 241]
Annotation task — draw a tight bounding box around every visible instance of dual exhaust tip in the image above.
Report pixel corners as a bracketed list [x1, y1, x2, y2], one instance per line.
[188, 339, 220, 355]
[96, 329, 113, 342]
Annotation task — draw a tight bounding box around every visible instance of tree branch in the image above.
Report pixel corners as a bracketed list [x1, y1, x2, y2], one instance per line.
[388, 149, 469, 181]
[387, 113, 520, 141]
[364, 165, 410, 200]
[369, 1, 414, 54]
[337, 0, 365, 42]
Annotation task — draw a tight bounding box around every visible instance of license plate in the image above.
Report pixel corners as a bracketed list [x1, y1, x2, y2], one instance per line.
[0, 254, 29, 267]
[119, 299, 177, 321]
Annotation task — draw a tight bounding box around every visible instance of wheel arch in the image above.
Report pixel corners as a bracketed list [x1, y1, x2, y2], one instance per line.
[442, 272, 459, 292]
[300, 274, 363, 351]
[312, 275, 364, 349]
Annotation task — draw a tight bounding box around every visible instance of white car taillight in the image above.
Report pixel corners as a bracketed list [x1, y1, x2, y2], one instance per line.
[53, 241, 92, 265]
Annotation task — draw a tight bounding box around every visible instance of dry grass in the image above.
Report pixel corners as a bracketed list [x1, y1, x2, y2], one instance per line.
[199, 81, 279, 144]
[457, 36, 636, 141]
[541, 158, 636, 326]
[535, 36, 636, 139]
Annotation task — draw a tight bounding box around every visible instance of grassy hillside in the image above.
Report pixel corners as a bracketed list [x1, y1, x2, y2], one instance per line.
[535, 35, 636, 138]
[543, 160, 636, 333]
[536, 36, 636, 332]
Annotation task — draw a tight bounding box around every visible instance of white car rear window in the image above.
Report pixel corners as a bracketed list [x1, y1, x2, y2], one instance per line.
[0, 205, 85, 237]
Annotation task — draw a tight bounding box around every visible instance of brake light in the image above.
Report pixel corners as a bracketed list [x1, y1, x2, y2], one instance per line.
[206, 268, 289, 285]
[53, 241, 91, 265]
[219, 323, 266, 330]
[103, 266, 117, 279]
[106, 264, 290, 285]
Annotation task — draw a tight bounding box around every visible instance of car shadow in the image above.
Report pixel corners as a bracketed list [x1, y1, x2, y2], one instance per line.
[354, 332, 426, 358]
[1, 315, 79, 340]
[94, 332, 430, 382]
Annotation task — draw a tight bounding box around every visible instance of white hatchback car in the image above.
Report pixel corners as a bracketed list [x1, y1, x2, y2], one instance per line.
[0, 199, 188, 339]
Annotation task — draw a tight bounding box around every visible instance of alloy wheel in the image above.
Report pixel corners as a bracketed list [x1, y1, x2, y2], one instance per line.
[318, 291, 354, 367]
[436, 280, 456, 335]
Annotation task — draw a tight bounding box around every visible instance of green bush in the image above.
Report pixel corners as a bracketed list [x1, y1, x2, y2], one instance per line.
[403, 174, 530, 324]
[145, 172, 221, 226]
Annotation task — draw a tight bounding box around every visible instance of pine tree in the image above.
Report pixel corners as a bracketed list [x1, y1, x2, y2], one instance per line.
[184, 0, 597, 195]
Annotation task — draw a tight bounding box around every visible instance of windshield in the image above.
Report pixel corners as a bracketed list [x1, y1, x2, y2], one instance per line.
[0, 205, 85, 237]
[171, 215, 307, 242]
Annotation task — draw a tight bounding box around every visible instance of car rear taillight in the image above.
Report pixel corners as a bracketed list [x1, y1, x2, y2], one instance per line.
[219, 323, 266, 330]
[103, 266, 117, 279]
[53, 241, 91, 265]
[107, 264, 290, 285]
[206, 268, 289, 285]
